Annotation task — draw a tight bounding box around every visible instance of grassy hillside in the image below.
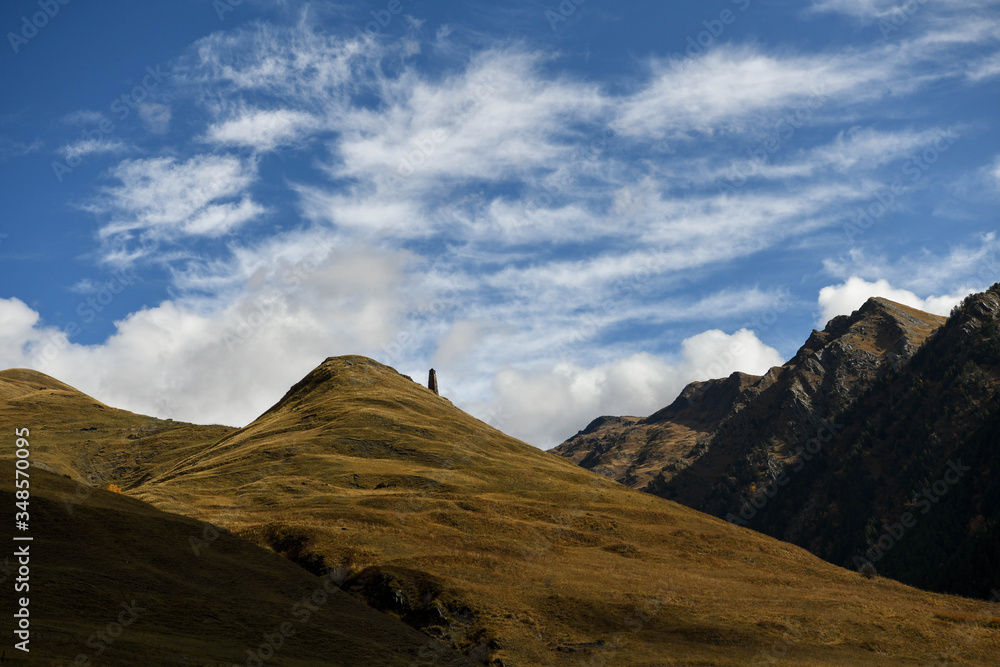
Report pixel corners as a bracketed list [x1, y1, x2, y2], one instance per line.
[0, 368, 236, 488]
[99, 356, 1000, 665]
[0, 465, 472, 666]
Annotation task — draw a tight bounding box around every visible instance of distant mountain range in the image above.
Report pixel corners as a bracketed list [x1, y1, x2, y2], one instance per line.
[555, 286, 1000, 602]
[4, 337, 1000, 664]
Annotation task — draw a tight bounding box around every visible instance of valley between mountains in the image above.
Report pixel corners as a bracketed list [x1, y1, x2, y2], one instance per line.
[4, 289, 1000, 665]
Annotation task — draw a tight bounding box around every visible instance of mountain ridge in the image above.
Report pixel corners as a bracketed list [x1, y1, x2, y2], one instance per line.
[553, 296, 947, 507]
[555, 288, 1000, 603]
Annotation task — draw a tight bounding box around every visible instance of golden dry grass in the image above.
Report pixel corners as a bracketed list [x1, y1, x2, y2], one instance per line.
[4, 358, 1000, 665]
[0, 467, 473, 666]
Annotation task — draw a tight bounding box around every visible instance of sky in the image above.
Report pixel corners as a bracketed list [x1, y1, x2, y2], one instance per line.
[1, 0, 999, 448]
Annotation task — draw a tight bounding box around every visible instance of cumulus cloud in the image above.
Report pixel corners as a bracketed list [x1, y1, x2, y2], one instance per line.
[480, 329, 783, 448]
[0, 239, 419, 428]
[822, 235, 999, 296]
[816, 277, 975, 325]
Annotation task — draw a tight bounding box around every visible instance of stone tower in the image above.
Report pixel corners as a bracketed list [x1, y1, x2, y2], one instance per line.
[428, 368, 439, 395]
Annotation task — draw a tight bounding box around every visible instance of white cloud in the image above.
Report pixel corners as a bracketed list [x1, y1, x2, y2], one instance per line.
[181, 17, 370, 103]
[59, 138, 130, 162]
[822, 234, 999, 294]
[70, 279, 99, 294]
[613, 47, 894, 140]
[205, 109, 318, 151]
[810, 0, 1000, 20]
[88, 155, 264, 260]
[968, 52, 1000, 81]
[331, 50, 604, 186]
[61, 110, 107, 126]
[480, 330, 783, 448]
[0, 137, 42, 160]
[0, 298, 51, 364]
[817, 276, 975, 324]
[809, 126, 949, 172]
[0, 238, 419, 428]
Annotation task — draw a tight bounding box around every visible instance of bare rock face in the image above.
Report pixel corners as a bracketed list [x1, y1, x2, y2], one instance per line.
[553, 297, 948, 513]
[552, 372, 762, 489]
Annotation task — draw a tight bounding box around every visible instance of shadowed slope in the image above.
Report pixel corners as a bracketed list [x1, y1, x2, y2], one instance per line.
[0, 465, 473, 666]
[552, 297, 948, 514]
[119, 356, 1000, 666]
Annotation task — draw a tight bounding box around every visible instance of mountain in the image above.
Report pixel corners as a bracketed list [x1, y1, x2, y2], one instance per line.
[669, 296, 947, 514]
[554, 297, 946, 511]
[736, 286, 1000, 600]
[555, 289, 1000, 602]
[554, 371, 760, 489]
[8, 357, 1000, 665]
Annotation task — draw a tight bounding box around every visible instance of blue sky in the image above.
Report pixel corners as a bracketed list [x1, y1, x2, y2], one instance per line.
[1, 0, 999, 447]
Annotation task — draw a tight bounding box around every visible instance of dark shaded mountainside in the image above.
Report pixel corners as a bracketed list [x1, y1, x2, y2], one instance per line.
[554, 287, 1000, 601]
[5, 359, 1000, 664]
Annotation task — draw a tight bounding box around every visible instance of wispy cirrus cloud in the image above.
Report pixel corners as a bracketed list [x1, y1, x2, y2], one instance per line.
[5, 3, 996, 450]
[204, 108, 320, 151]
[85, 154, 265, 263]
[968, 51, 1000, 81]
[59, 137, 131, 162]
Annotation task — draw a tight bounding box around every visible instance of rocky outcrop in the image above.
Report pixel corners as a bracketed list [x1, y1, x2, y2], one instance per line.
[552, 372, 761, 488]
[553, 297, 948, 513]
